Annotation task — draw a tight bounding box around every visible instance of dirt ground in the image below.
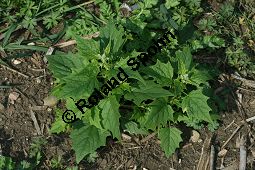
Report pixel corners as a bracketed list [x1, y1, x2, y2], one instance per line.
[0, 50, 255, 169]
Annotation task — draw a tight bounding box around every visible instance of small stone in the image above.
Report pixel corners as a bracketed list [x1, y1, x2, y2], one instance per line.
[43, 96, 58, 107]
[0, 103, 4, 111]
[27, 42, 35, 46]
[190, 130, 200, 143]
[36, 78, 41, 84]
[218, 149, 228, 157]
[12, 59, 22, 65]
[198, 139, 203, 143]
[9, 92, 20, 104]
[251, 149, 255, 158]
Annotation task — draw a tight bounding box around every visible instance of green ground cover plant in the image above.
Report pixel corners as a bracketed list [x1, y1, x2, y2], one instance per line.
[197, 0, 255, 79]
[47, 0, 223, 163]
[0, 137, 78, 170]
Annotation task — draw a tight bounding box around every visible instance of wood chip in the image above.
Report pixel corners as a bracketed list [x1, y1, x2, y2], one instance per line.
[218, 149, 228, 157]
[122, 133, 132, 141]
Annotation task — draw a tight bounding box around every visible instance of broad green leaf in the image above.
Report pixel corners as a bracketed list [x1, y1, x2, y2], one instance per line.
[100, 21, 125, 54]
[76, 37, 100, 60]
[83, 107, 103, 130]
[172, 79, 186, 96]
[124, 68, 146, 85]
[124, 81, 173, 105]
[70, 125, 109, 163]
[145, 98, 174, 130]
[98, 95, 121, 140]
[50, 109, 68, 134]
[58, 65, 100, 99]
[190, 69, 212, 86]
[47, 53, 84, 79]
[50, 120, 67, 134]
[145, 60, 173, 85]
[176, 47, 193, 74]
[181, 89, 213, 123]
[158, 127, 182, 157]
[124, 121, 148, 135]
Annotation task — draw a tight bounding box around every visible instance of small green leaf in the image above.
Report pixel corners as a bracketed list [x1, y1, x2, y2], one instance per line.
[165, 0, 180, 9]
[124, 121, 148, 135]
[145, 98, 174, 130]
[181, 89, 213, 123]
[50, 109, 68, 134]
[143, 0, 158, 8]
[158, 127, 182, 157]
[50, 120, 67, 134]
[70, 125, 110, 163]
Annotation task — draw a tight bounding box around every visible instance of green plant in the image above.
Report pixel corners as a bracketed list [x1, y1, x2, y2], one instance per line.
[50, 155, 63, 169]
[0, 137, 47, 170]
[48, 14, 220, 163]
[2, 0, 234, 167]
[29, 137, 47, 166]
[197, 1, 255, 78]
[0, 156, 15, 170]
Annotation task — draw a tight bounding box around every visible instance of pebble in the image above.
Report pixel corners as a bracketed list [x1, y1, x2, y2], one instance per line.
[43, 96, 58, 107]
[218, 149, 228, 157]
[190, 130, 200, 143]
[0, 103, 4, 112]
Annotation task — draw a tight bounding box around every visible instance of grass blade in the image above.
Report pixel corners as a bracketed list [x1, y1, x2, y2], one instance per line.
[2, 24, 17, 47]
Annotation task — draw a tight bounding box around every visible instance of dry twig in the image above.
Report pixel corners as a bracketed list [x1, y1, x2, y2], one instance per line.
[197, 135, 212, 170]
[209, 145, 216, 170]
[140, 132, 156, 143]
[29, 108, 42, 135]
[231, 74, 255, 89]
[238, 135, 247, 170]
[54, 32, 100, 48]
[0, 64, 29, 78]
[221, 124, 243, 149]
[246, 115, 255, 122]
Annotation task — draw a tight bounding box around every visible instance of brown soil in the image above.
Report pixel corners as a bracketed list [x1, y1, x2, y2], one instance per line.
[1, 54, 254, 169]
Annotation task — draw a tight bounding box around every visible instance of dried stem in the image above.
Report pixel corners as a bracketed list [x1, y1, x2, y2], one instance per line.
[209, 145, 215, 170]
